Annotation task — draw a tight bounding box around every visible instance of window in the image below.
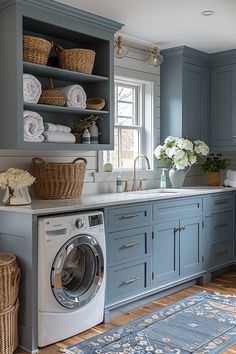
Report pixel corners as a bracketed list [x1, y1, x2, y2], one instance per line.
[104, 79, 146, 169]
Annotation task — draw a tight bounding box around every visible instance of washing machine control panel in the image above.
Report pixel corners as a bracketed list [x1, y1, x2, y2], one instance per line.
[88, 214, 103, 227]
[74, 218, 84, 229]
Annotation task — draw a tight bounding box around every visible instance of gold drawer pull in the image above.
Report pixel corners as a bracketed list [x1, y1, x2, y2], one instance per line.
[120, 277, 140, 286]
[214, 199, 228, 205]
[119, 214, 139, 220]
[215, 251, 227, 257]
[120, 242, 140, 249]
[214, 223, 227, 229]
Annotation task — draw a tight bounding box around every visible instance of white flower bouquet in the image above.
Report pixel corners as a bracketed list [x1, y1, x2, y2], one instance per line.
[154, 136, 209, 170]
[0, 168, 35, 189]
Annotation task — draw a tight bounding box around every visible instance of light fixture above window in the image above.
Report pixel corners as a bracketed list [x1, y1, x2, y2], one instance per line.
[114, 35, 164, 67]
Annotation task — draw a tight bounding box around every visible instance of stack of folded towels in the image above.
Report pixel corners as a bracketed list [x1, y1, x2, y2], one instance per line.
[59, 84, 87, 108]
[224, 170, 236, 187]
[24, 110, 44, 142]
[23, 74, 42, 103]
[43, 123, 75, 143]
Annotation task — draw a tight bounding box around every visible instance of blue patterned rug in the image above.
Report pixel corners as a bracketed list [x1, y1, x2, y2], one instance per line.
[62, 292, 236, 354]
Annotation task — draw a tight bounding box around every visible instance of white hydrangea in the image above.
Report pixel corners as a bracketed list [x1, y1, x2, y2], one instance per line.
[154, 136, 209, 170]
[194, 140, 209, 156]
[0, 168, 35, 189]
[177, 138, 193, 151]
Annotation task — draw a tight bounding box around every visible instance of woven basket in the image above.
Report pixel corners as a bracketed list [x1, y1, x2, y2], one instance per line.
[0, 254, 20, 312]
[32, 157, 87, 200]
[0, 299, 19, 354]
[56, 44, 95, 74]
[23, 35, 53, 65]
[39, 78, 66, 106]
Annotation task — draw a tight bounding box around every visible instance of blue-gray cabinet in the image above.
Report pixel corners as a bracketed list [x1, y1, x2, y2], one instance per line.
[160, 46, 209, 144]
[0, 0, 122, 150]
[204, 193, 234, 269]
[210, 64, 236, 148]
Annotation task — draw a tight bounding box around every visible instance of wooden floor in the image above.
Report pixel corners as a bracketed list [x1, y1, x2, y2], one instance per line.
[15, 271, 236, 354]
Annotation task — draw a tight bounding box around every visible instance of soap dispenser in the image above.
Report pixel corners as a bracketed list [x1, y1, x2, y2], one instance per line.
[160, 168, 168, 190]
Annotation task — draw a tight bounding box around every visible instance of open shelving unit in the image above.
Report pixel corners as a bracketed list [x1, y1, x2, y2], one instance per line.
[0, 0, 122, 150]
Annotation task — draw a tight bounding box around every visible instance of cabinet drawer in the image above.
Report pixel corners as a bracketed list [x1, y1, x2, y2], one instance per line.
[153, 197, 202, 222]
[207, 193, 233, 213]
[106, 204, 152, 231]
[106, 259, 150, 303]
[206, 239, 233, 269]
[206, 211, 233, 242]
[107, 226, 152, 266]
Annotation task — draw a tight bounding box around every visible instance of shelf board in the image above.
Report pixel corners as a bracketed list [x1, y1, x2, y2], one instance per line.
[23, 61, 109, 83]
[21, 141, 112, 150]
[24, 103, 109, 115]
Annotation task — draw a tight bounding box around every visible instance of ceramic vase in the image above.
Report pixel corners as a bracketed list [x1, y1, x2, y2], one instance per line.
[168, 168, 186, 188]
[2, 185, 31, 205]
[207, 171, 221, 186]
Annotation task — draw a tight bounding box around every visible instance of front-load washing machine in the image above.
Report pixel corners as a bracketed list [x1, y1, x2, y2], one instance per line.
[38, 211, 105, 347]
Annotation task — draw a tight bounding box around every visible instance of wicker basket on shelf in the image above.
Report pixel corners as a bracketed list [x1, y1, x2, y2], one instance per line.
[32, 157, 87, 200]
[23, 35, 53, 65]
[39, 78, 66, 106]
[55, 44, 95, 74]
[0, 254, 20, 312]
[0, 298, 19, 354]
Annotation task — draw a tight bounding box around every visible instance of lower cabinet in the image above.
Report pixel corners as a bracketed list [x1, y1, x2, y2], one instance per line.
[152, 216, 204, 287]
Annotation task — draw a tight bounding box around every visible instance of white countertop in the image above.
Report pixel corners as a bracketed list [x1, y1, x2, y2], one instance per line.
[0, 186, 234, 215]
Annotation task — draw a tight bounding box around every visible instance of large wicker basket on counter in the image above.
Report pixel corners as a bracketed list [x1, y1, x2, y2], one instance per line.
[55, 44, 95, 74]
[0, 254, 20, 312]
[0, 299, 19, 354]
[32, 157, 87, 200]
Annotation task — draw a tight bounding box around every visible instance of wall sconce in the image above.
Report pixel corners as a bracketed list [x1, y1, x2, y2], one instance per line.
[114, 35, 164, 67]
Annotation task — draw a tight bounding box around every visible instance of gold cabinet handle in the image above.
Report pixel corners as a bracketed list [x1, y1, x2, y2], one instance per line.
[214, 199, 227, 205]
[120, 242, 140, 249]
[119, 214, 139, 220]
[120, 277, 140, 286]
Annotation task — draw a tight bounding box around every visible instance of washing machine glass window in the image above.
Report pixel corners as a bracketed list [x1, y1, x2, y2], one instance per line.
[51, 234, 104, 309]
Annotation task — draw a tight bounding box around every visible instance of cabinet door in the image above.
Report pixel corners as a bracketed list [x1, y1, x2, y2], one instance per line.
[183, 63, 209, 143]
[211, 65, 236, 147]
[152, 220, 179, 286]
[179, 216, 204, 277]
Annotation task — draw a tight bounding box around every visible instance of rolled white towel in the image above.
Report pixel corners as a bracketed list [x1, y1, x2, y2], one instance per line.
[43, 131, 76, 143]
[59, 85, 86, 108]
[23, 74, 42, 103]
[224, 179, 236, 188]
[24, 110, 44, 142]
[226, 169, 236, 181]
[44, 123, 71, 133]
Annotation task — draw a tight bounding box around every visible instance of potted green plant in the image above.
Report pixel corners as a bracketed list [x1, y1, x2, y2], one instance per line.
[202, 153, 229, 186]
[71, 115, 102, 143]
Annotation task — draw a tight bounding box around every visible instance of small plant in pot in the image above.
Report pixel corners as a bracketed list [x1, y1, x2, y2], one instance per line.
[71, 115, 102, 143]
[202, 153, 229, 186]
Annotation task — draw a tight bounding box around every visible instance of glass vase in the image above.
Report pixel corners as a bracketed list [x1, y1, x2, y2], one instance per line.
[2, 185, 31, 205]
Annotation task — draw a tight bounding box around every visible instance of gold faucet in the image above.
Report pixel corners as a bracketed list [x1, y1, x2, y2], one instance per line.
[132, 154, 151, 191]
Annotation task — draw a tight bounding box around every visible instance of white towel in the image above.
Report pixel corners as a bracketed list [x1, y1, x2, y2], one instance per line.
[43, 131, 75, 143]
[23, 74, 42, 103]
[224, 179, 236, 187]
[44, 123, 71, 133]
[59, 85, 86, 108]
[226, 169, 236, 181]
[24, 111, 44, 142]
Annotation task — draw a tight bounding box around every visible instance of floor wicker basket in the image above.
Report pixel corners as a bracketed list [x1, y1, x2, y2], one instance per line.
[0, 254, 20, 312]
[32, 157, 87, 200]
[0, 299, 19, 354]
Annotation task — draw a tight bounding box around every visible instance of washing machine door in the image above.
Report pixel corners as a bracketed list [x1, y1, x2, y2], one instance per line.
[51, 234, 104, 309]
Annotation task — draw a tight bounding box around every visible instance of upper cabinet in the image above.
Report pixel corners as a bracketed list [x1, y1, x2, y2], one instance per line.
[0, 0, 122, 150]
[210, 51, 236, 150]
[160, 46, 210, 144]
